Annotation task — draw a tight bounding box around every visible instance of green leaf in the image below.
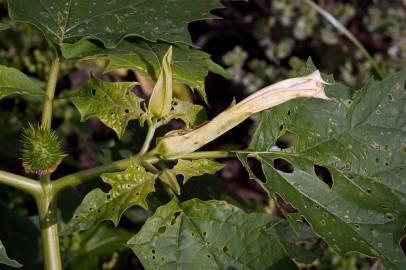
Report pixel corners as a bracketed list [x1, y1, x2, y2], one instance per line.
[62, 162, 156, 235]
[67, 225, 131, 270]
[0, 241, 22, 268]
[70, 77, 143, 139]
[238, 69, 406, 269]
[8, 0, 225, 48]
[170, 159, 224, 184]
[159, 170, 181, 196]
[140, 98, 206, 129]
[275, 221, 323, 266]
[163, 99, 207, 128]
[62, 39, 229, 103]
[0, 65, 44, 100]
[128, 199, 299, 270]
[148, 46, 173, 118]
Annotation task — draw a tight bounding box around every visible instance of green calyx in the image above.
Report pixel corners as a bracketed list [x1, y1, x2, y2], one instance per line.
[21, 124, 66, 176]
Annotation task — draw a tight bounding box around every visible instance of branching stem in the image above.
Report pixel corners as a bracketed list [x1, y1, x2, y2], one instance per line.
[0, 170, 41, 195]
[52, 150, 235, 194]
[37, 55, 62, 270]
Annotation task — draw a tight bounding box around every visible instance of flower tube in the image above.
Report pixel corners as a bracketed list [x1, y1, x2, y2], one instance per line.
[153, 70, 330, 158]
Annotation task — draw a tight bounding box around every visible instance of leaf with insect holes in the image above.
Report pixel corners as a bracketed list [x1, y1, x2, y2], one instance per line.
[140, 98, 206, 128]
[61, 39, 229, 103]
[128, 199, 299, 270]
[62, 162, 156, 235]
[238, 62, 406, 270]
[163, 99, 207, 128]
[0, 65, 44, 100]
[0, 240, 21, 268]
[8, 0, 227, 48]
[70, 77, 143, 139]
[169, 159, 224, 184]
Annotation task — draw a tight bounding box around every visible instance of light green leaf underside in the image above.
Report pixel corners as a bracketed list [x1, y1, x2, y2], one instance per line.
[8, 0, 225, 48]
[163, 99, 207, 128]
[238, 67, 406, 270]
[70, 77, 143, 138]
[62, 39, 229, 103]
[67, 225, 131, 270]
[159, 170, 181, 196]
[170, 159, 224, 184]
[140, 98, 207, 129]
[62, 162, 156, 235]
[128, 199, 299, 270]
[0, 240, 22, 268]
[0, 65, 44, 100]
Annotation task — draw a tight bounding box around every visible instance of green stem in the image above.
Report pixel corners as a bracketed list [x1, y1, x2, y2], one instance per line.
[52, 158, 133, 194]
[41, 57, 60, 130]
[138, 121, 157, 156]
[166, 151, 235, 160]
[303, 0, 385, 79]
[0, 170, 41, 195]
[35, 188, 61, 270]
[38, 55, 62, 270]
[52, 150, 234, 193]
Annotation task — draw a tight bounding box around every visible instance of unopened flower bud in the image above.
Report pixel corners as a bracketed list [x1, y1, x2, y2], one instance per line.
[148, 46, 173, 118]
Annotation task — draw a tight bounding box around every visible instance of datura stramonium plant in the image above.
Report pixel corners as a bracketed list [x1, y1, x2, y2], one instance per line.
[154, 70, 329, 158]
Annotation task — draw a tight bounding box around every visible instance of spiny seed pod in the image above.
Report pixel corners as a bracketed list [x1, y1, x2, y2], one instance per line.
[21, 124, 66, 176]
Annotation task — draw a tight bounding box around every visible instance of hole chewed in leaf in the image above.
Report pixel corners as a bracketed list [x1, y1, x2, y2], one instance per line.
[273, 159, 294, 173]
[401, 225, 406, 256]
[314, 165, 333, 188]
[274, 193, 299, 219]
[170, 211, 181, 225]
[158, 226, 166, 234]
[247, 157, 266, 182]
[385, 213, 395, 221]
[275, 131, 298, 149]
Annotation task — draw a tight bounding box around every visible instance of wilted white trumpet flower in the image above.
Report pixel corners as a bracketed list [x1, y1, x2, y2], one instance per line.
[153, 70, 330, 158]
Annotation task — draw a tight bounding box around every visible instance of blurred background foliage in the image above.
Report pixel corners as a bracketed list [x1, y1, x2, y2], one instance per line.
[221, 0, 406, 93]
[0, 0, 404, 269]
